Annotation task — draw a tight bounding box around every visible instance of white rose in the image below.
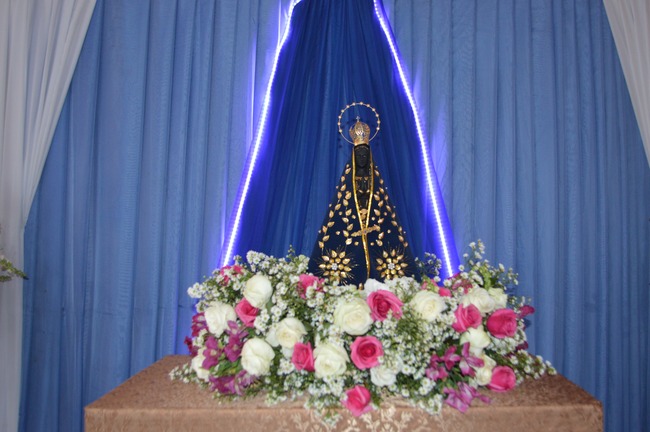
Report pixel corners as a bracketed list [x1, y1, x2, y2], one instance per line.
[370, 365, 397, 387]
[191, 352, 210, 382]
[274, 317, 307, 349]
[244, 274, 273, 308]
[474, 354, 497, 386]
[204, 301, 237, 336]
[363, 278, 389, 296]
[409, 291, 446, 322]
[460, 326, 491, 356]
[241, 338, 275, 376]
[489, 288, 508, 309]
[475, 366, 493, 387]
[313, 342, 349, 378]
[265, 326, 279, 347]
[462, 287, 496, 315]
[333, 298, 373, 335]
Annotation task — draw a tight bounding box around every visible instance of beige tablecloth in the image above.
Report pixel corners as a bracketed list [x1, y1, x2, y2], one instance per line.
[85, 355, 602, 432]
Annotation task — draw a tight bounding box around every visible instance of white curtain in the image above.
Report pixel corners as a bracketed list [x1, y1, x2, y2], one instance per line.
[0, 0, 96, 430]
[603, 0, 650, 167]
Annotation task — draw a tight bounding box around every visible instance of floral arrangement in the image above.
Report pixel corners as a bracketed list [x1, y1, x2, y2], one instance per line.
[171, 241, 554, 423]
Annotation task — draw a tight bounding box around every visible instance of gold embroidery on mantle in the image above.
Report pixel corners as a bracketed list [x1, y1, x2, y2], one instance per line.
[317, 249, 354, 283]
[351, 225, 380, 237]
[376, 249, 408, 280]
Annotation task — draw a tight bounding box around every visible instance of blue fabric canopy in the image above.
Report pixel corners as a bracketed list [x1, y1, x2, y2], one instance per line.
[225, 0, 458, 275]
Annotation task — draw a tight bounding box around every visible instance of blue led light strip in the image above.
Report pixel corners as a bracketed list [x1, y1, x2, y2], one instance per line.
[372, 0, 458, 277]
[220, 0, 303, 267]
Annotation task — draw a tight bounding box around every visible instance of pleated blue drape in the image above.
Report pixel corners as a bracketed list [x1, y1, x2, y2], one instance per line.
[226, 0, 457, 276]
[21, 1, 650, 431]
[384, 1, 650, 430]
[20, 0, 292, 430]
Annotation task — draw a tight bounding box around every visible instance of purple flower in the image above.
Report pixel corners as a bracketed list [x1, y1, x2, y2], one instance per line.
[516, 340, 529, 351]
[426, 345, 463, 381]
[444, 382, 491, 413]
[210, 375, 236, 394]
[209, 370, 256, 396]
[184, 336, 198, 357]
[439, 346, 461, 370]
[443, 387, 471, 413]
[518, 305, 535, 318]
[235, 370, 257, 390]
[191, 312, 207, 337]
[458, 343, 484, 376]
[224, 321, 248, 362]
[202, 336, 222, 369]
[425, 365, 448, 381]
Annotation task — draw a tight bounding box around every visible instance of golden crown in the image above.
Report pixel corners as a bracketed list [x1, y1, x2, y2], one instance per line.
[338, 102, 380, 146]
[349, 118, 371, 145]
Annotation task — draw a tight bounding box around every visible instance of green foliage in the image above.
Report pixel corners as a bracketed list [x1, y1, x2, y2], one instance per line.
[0, 256, 27, 283]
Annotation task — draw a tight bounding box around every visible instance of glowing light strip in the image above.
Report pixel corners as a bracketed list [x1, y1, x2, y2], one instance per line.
[220, 0, 302, 266]
[373, 0, 459, 277]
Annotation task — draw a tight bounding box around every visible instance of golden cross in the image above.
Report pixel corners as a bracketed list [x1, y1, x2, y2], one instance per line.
[351, 225, 380, 237]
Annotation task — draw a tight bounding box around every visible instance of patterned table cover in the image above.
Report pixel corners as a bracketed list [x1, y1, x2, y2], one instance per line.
[85, 355, 602, 432]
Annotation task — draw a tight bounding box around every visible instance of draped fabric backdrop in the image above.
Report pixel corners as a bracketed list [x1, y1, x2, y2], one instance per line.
[0, 1, 96, 431]
[20, 0, 292, 430]
[227, 0, 458, 278]
[603, 0, 650, 167]
[384, 2, 650, 431]
[19, 1, 650, 432]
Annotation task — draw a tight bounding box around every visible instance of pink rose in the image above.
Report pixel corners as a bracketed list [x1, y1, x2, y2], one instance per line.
[350, 336, 384, 369]
[487, 366, 516, 392]
[367, 290, 403, 321]
[486, 308, 518, 338]
[452, 304, 482, 333]
[291, 342, 315, 372]
[297, 274, 323, 299]
[235, 298, 259, 328]
[342, 385, 373, 417]
[438, 287, 452, 297]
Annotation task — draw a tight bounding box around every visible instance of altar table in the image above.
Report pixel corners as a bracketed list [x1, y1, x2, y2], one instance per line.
[85, 355, 602, 432]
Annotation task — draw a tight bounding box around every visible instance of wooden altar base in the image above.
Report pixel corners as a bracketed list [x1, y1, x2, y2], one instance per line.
[85, 355, 602, 432]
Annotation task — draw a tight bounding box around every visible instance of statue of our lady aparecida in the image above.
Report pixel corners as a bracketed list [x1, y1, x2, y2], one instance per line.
[307, 103, 418, 287]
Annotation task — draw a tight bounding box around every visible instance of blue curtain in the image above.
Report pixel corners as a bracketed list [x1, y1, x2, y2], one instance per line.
[21, 1, 650, 432]
[384, 1, 650, 430]
[19, 0, 292, 430]
[226, 0, 457, 275]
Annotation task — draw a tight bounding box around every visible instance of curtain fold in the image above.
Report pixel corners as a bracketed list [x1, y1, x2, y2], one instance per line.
[0, 1, 96, 431]
[603, 0, 650, 167]
[20, 1, 650, 432]
[383, 1, 650, 431]
[20, 1, 292, 430]
[224, 0, 458, 277]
